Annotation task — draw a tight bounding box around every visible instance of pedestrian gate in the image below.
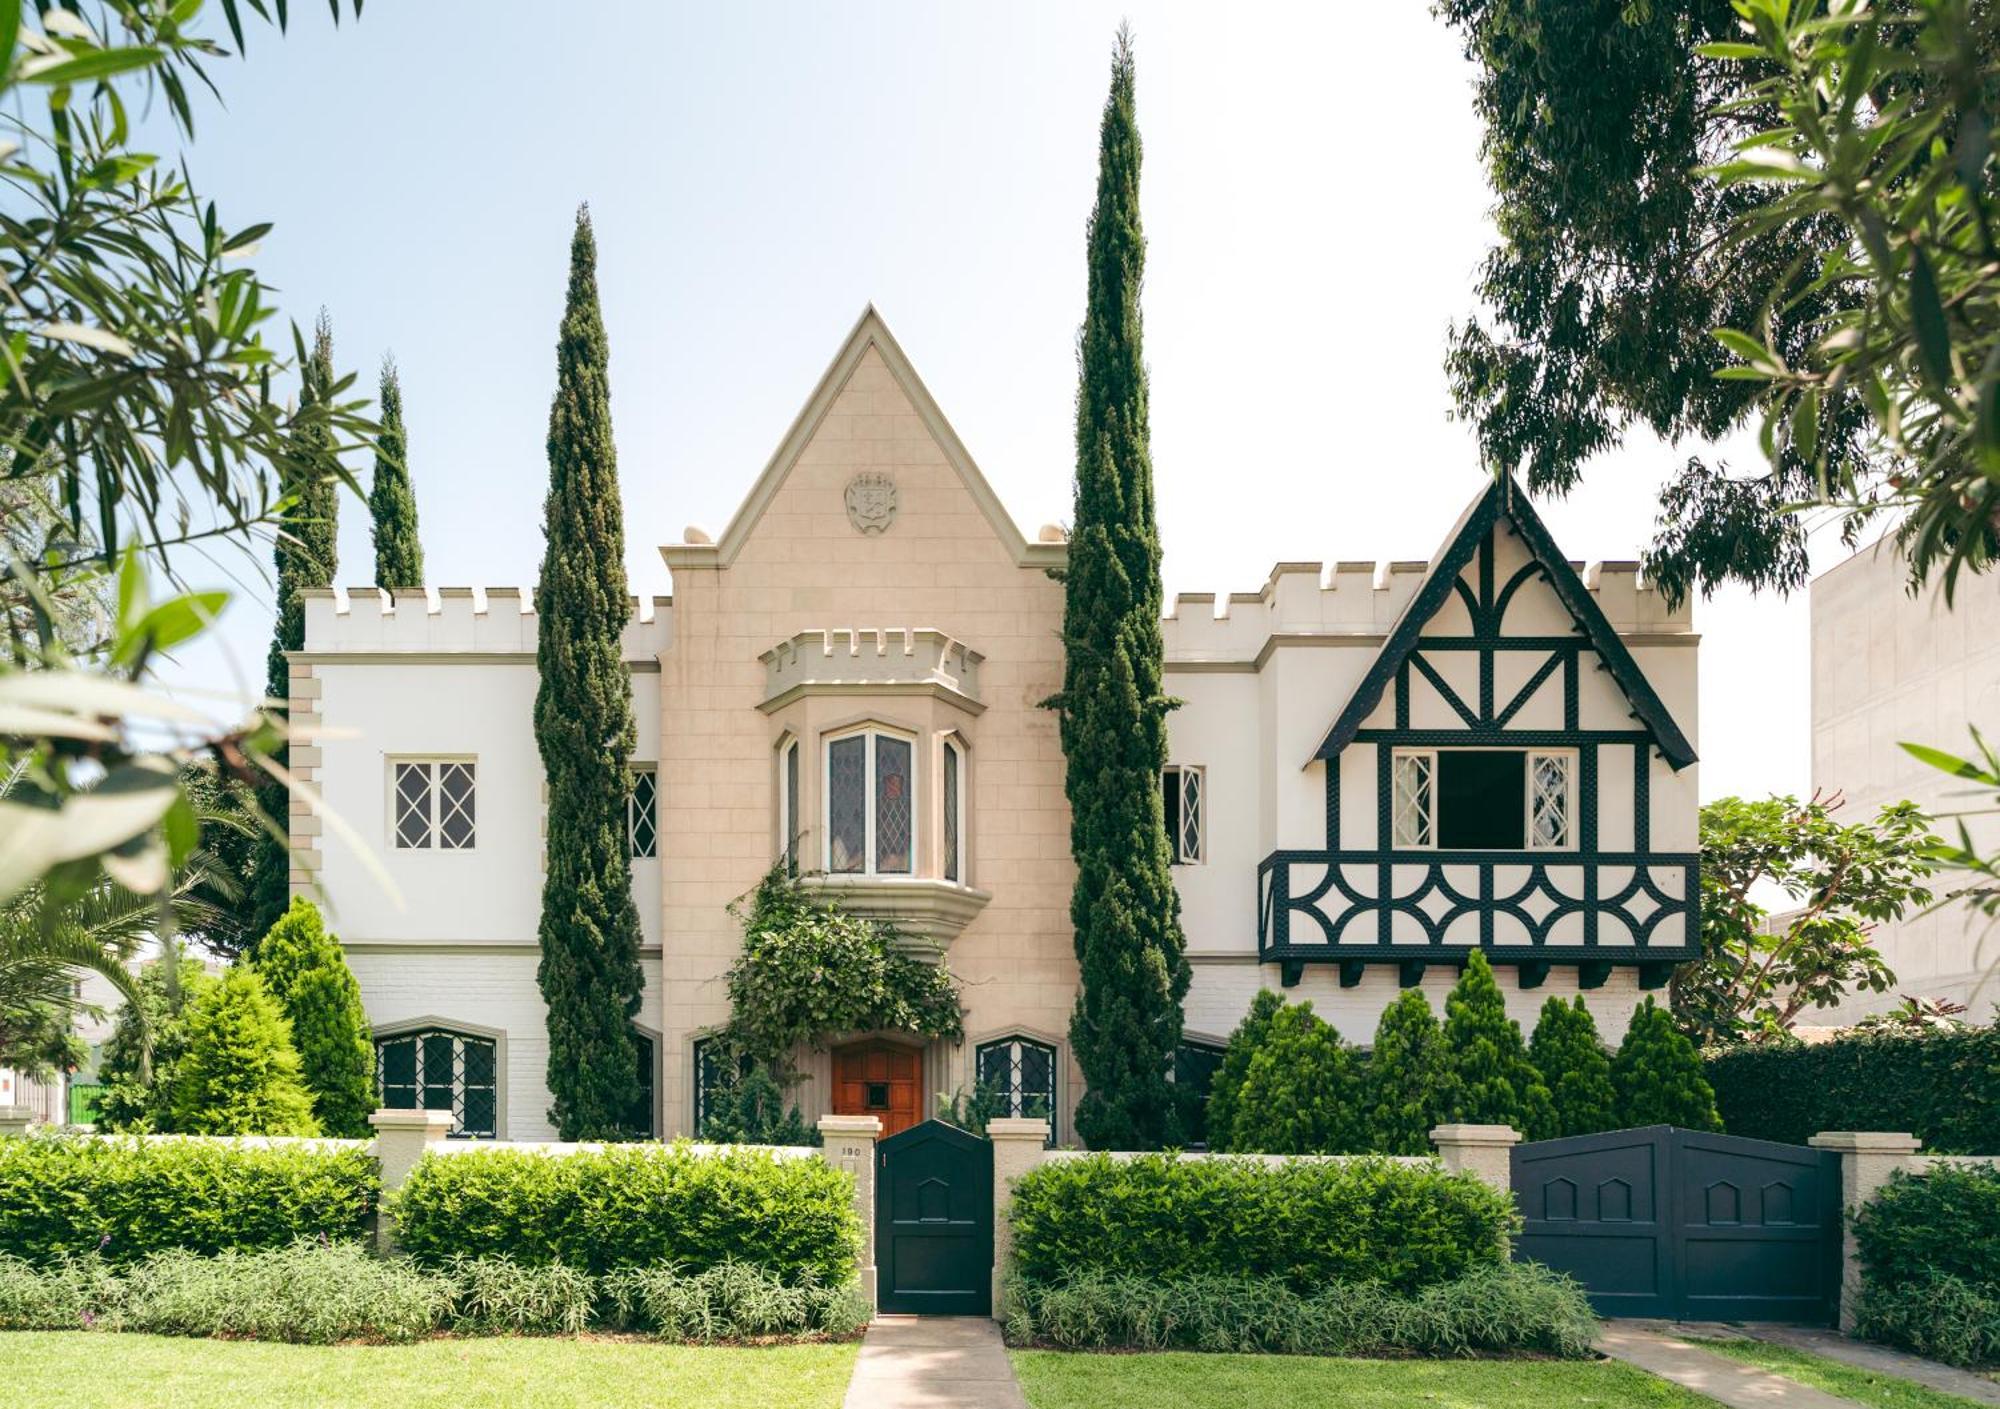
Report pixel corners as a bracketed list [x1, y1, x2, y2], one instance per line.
[875, 1118, 992, 1315]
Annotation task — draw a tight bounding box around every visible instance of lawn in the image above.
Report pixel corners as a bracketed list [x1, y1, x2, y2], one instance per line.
[2, 1332, 859, 1409]
[1010, 1352, 1723, 1408]
[1699, 1338, 1991, 1409]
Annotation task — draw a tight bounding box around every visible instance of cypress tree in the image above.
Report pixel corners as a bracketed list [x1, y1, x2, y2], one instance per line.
[1443, 952, 1556, 1139]
[533, 206, 645, 1140]
[254, 897, 376, 1138]
[369, 356, 426, 590]
[1364, 988, 1457, 1155]
[1530, 996, 1619, 1138]
[1205, 988, 1282, 1153]
[1612, 997, 1723, 1130]
[1226, 1001, 1363, 1154]
[169, 964, 321, 1137]
[1057, 25, 1190, 1151]
[247, 313, 341, 947]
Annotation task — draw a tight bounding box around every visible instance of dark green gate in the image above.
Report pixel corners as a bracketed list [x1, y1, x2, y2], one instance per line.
[1512, 1125, 1841, 1323]
[876, 1119, 992, 1315]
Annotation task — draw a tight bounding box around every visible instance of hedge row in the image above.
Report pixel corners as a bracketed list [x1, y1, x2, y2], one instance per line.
[1006, 1154, 1514, 1294]
[1705, 1028, 2000, 1153]
[390, 1144, 860, 1284]
[0, 1135, 377, 1264]
[1851, 1162, 2000, 1367]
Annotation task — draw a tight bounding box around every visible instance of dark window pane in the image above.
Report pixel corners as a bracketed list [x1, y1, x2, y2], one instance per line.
[460, 1087, 496, 1139]
[379, 1036, 416, 1088]
[438, 763, 476, 849]
[629, 1031, 654, 1138]
[943, 745, 960, 883]
[784, 744, 800, 874]
[875, 736, 912, 873]
[976, 1043, 1009, 1091]
[421, 1033, 456, 1111]
[1162, 769, 1183, 865]
[629, 771, 659, 859]
[828, 737, 866, 873]
[975, 1037, 1057, 1146]
[461, 1038, 495, 1087]
[1436, 751, 1526, 849]
[395, 765, 432, 849]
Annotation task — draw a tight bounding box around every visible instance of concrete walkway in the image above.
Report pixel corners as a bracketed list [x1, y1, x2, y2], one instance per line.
[1734, 1325, 2000, 1406]
[843, 1316, 1028, 1409]
[1597, 1323, 1865, 1408]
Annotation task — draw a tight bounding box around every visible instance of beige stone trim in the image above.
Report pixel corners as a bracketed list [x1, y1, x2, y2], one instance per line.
[659, 305, 1065, 573]
[340, 941, 660, 956]
[758, 679, 985, 717]
[287, 663, 321, 903]
[285, 651, 660, 671]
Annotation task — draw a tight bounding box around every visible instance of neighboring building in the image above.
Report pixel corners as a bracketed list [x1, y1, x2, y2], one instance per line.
[294, 308, 1701, 1143]
[1811, 543, 2000, 1022]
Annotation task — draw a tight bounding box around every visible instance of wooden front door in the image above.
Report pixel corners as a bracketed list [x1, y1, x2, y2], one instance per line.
[832, 1040, 921, 1136]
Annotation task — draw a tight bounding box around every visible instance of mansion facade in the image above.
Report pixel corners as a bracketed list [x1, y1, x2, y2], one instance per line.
[290, 308, 1701, 1143]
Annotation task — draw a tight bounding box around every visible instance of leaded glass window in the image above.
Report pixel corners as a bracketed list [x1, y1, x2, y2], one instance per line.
[975, 1035, 1056, 1145]
[782, 740, 800, 875]
[1162, 765, 1204, 864]
[1528, 751, 1572, 850]
[628, 768, 659, 859]
[374, 1029, 497, 1139]
[628, 1030, 655, 1138]
[393, 761, 476, 850]
[824, 730, 918, 877]
[1392, 752, 1435, 848]
[1172, 1038, 1228, 1148]
[943, 740, 963, 883]
[692, 1036, 749, 1137]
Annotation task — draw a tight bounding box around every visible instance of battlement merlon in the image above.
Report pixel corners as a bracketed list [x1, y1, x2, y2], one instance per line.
[1159, 560, 1692, 663]
[299, 587, 674, 659]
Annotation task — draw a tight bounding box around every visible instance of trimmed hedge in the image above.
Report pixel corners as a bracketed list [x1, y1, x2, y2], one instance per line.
[1851, 1163, 2000, 1367]
[0, 1134, 377, 1265]
[1705, 1028, 2000, 1153]
[391, 1144, 860, 1283]
[1006, 1154, 1515, 1294]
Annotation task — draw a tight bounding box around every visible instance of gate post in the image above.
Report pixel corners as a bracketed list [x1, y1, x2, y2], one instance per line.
[819, 1114, 883, 1308]
[1809, 1130, 1922, 1331]
[1431, 1124, 1521, 1196]
[987, 1117, 1050, 1323]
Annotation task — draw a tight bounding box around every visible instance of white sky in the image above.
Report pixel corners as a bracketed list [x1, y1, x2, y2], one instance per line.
[153, 1, 1831, 804]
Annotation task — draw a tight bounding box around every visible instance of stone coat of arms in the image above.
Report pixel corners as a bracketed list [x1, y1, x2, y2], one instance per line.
[844, 472, 898, 535]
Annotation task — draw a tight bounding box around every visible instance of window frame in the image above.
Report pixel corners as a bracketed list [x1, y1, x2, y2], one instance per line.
[778, 736, 801, 875]
[1163, 764, 1205, 865]
[628, 765, 659, 860]
[1388, 746, 1578, 853]
[821, 726, 920, 878]
[373, 1025, 498, 1138]
[389, 756, 477, 852]
[974, 1033, 1058, 1146]
[942, 735, 966, 885]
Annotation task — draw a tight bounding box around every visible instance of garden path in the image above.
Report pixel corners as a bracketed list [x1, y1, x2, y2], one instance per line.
[1599, 1323, 1865, 1408]
[1729, 1325, 2000, 1406]
[843, 1316, 1028, 1409]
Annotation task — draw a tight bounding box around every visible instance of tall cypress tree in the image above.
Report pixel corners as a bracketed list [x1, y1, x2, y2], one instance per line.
[1529, 995, 1618, 1138]
[369, 356, 426, 590]
[1443, 951, 1556, 1139]
[1056, 26, 1189, 1151]
[533, 206, 645, 1140]
[1364, 988, 1457, 1155]
[247, 313, 340, 947]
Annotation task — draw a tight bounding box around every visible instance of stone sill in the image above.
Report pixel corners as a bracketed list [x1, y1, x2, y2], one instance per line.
[800, 874, 993, 952]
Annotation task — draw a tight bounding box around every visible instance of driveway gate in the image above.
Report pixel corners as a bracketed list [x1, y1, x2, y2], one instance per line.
[875, 1118, 992, 1315]
[1511, 1125, 1841, 1323]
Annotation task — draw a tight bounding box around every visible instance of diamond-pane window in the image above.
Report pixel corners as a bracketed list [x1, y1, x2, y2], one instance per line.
[943, 741, 962, 883]
[1393, 752, 1435, 848]
[628, 769, 659, 859]
[628, 1030, 654, 1138]
[976, 1036, 1057, 1145]
[394, 761, 475, 850]
[827, 736, 866, 873]
[438, 763, 475, 849]
[373, 1029, 497, 1138]
[1530, 752, 1572, 849]
[823, 730, 919, 877]
[1162, 766, 1204, 864]
[394, 763, 433, 849]
[875, 735, 911, 874]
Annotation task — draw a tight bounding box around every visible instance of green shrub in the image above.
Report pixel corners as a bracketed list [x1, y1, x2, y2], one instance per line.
[0, 1134, 377, 1264]
[1226, 1001, 1363, 1154]
[94, 958, 217, 1133]
[1706, 1027, 2000, 1152]
[1003, 1262, 1596, 1358]
[169, 964, 321, 1136]
[445, 1255, 596, 1336]
[606, 1261, 872, 1342]
[1205, 989, 1282, 1154]
[391, 1144, 859, 1282]
[1443, 952, 1555, 1138]
[1006, 1152, 1515, 1294]
[254, 898, 376, 1138]
[1364, 990, 1455, 1156]
[117, 1242, 452, 1344]
[1530, 996, 1618, 1138]
[1611, 998, 1720, 1129]
[0, 1253, 123, 1329]
[1857, 1272, 2000, 1368]
[1854, 1163, 2000, 1296]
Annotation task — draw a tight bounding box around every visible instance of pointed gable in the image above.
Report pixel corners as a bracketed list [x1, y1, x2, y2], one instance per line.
[1313, 475, 1697, 770]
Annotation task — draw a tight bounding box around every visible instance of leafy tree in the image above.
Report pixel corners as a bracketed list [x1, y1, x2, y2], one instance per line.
[96, 955, 218, 1132]
[533, 207, 647, 1141]
[1363, 988, 1456, 1155]
[1612, 996, 1722, 1130]
[1226, 1000, 1363, 1154]
[1443, 952, 1555, 1139]
[369, 356, 426, 590]
[254, 897, 375, 1137]
[168, 963, 320, 1137]
[1529, 996, 1618, 1138]
[1055, 26, 1190, 1151]
[1676, 794, 1936, 1045]
[1204, 988, 1282, 1154]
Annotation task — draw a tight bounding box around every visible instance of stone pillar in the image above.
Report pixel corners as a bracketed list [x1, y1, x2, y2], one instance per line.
[0, 1106, 34, 1137]
[368, 1108, 455, 1253]
[1810, 1130, 1923, 1332]
[1430, 1124, 1521, 1196]
[819, 1115, 883, 1309]
[987, 1117, 1051, 1323]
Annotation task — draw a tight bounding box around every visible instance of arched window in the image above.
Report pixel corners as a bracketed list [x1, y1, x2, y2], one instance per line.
[943, 737, 965, 884]
[824, 728, 915, 876]
[778, 737, 801, 875]
[628, 1029, 656, 1139]
[375, 1028, 497, 1139]
[975, 1035, 1057, 1145]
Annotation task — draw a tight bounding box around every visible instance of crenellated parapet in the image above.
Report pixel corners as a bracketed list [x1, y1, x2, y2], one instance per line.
[1161, 559, 1689, 663]
[299, 587, 674, 659]
[759, 627, 984, 712]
